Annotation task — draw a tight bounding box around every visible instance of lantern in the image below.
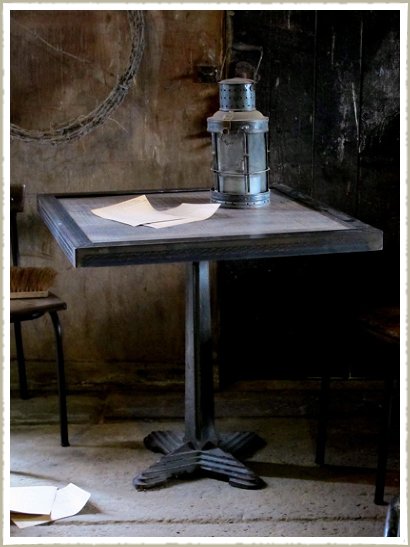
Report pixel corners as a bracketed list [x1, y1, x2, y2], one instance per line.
[207, 78, 270, 208]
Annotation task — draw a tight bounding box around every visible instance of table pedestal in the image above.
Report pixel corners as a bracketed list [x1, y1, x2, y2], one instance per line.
[133, 261, 266, 490]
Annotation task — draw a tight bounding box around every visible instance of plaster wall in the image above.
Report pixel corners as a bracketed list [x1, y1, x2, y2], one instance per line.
[10, 10, 224, 387]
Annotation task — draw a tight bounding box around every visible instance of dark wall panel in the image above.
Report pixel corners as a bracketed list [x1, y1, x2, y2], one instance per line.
[229, 10, 316, 193]
[217, 9, 400, 383]
[313, 10, 363, 214]
[358, 10, 400, 303]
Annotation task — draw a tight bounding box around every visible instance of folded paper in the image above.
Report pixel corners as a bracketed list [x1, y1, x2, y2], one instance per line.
[92, 195, 220, 228]
[10, 485, 57, 516]
[10, 483, 90, 528]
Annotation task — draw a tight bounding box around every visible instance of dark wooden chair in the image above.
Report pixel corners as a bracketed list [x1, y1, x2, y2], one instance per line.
[315, 305, 399, 504]
[10, 184, 69, 446]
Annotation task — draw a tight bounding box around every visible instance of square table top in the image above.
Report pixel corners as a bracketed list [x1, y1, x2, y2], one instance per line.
[37, 185, 383, 268]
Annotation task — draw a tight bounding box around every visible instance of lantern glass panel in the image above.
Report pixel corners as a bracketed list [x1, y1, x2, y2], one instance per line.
[216, 132, 246, 194]
[247, 133, 268, 194]
[248, 133, 267, 172]
[217, 132, 244, 174]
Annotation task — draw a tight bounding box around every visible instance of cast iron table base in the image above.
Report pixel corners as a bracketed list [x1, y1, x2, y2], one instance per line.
[133, 431, 266, 489]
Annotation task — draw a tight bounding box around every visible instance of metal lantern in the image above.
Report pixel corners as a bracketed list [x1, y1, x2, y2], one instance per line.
[207, 78, 270, 208]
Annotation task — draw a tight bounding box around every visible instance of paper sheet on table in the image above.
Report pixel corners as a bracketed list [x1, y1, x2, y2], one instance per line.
[144, 202, 220, 228]
[10, 483, 90, 528]
[91, 195, 220, 228]
[92, 195, 184, 226]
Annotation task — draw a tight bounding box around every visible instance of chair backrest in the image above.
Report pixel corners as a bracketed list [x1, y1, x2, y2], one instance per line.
[10, 185, 25, 267]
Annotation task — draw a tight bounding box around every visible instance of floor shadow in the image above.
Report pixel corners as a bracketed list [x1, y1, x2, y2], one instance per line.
[77, 501, 101, 515]
[247, 460, 400, 486]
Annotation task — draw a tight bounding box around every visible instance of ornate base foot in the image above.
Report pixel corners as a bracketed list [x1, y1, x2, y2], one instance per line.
[133, 430, 266, 490]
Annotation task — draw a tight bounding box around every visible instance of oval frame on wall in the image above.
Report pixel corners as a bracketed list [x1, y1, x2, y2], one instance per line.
[10, 10, 145, 145]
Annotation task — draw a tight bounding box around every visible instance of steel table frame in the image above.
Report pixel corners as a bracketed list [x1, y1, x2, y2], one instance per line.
[38, 185, 383, 490]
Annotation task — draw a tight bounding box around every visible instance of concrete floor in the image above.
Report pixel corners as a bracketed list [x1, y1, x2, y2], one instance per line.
[9, 381, 400, 539]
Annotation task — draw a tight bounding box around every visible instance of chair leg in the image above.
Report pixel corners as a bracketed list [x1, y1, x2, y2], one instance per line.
[374, 374, 395, 505]
[13, 321, 29, 400]
[383, 496, 400, 537]
[49, 311, 69, 447]
[315, 374, 330, 465]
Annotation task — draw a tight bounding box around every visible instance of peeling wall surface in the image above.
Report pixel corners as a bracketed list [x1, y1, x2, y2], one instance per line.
[10, 10, 223, 387]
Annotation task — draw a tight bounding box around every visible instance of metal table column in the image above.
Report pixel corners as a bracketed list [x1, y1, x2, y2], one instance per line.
[133, 261, 266, 489]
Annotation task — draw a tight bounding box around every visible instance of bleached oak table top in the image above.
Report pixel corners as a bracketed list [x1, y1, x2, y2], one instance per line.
[38, 185, 382, 268]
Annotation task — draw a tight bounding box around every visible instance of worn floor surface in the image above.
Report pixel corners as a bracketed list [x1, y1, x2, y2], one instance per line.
[8, 382, 400, 541]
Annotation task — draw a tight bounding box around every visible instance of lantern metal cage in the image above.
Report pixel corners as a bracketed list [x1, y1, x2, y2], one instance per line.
[207, 78, 270, 208]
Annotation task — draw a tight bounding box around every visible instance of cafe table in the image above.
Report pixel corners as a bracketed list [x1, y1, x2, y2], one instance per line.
[38, 185, 382, 490]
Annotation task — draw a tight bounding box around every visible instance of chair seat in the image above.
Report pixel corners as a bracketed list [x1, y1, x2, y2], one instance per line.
[357, 305, 400, 345]
[10, 184, 69, 446]
[11, 292, 67, 322]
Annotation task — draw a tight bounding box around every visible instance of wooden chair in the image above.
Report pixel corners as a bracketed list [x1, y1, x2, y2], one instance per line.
[10, 184, 69, 446]
[315, 305, 399, 504]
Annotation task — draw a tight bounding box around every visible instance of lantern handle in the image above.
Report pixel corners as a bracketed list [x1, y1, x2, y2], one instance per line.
[219, 42, 264, 82]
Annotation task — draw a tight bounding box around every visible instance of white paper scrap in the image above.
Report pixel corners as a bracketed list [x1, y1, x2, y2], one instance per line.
[91, 195, 220, 228]
[10, 485, 57, 515]
[145, 202, 220, 229]
[10, 483, 90, 528]
[11, 513, 53, 529]
[51, 483, 91, 520]
[91, 195, 185, 227]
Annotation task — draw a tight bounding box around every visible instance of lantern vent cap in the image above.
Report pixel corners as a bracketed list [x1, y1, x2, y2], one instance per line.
[218, 78, 256, 112]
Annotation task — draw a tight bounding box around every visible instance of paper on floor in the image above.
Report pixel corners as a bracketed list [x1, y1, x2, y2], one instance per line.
[10, 483, 90, 528]
[91, 195, 220, 228]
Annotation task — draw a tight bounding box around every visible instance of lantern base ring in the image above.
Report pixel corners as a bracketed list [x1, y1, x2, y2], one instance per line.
[211, 189, 270, 208]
